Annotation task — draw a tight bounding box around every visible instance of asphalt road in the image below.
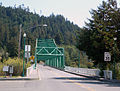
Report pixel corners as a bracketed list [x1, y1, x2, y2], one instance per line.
[0, 64, 120, 91]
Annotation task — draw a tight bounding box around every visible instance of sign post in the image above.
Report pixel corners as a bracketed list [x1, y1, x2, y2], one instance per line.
[9, 66, 13, 77]
[25, 45, 31, 63]
[104, 52, 111, 61]
[104, 52, 112, 79]
[30, 56, 35, 63]
[3, 66, 9, 77]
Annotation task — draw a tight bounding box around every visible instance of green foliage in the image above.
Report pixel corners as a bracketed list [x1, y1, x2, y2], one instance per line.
[0, 5, 80, 58]
[79, 64, 88, 68]
[86, 62, 94, 68]
[0, 62, 4, 76]
[77, 0, 120, 79]
[115, 63, 120, 80]
[7, 38, 18, 57]
[60, 45, 94, 68]
[4, 58, 23, 76]
[0, 58, 31, 76]
[77, 0, 120, 66]
[0, 47, 9, 62]
[64, 50, 70, 66]
[26, 61, 31, 69]
[60, 45, 79, 67]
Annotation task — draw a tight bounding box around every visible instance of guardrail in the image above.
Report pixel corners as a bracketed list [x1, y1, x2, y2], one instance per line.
[64, 66, 101, 77]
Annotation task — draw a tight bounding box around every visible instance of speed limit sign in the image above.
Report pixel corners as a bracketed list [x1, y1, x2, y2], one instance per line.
[104, 52, 111, 61]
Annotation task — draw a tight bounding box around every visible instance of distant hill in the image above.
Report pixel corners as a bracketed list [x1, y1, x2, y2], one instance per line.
[0, 5, 81, 57]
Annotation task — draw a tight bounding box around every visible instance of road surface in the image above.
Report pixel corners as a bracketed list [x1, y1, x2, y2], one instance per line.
[0, 64, 120, 91]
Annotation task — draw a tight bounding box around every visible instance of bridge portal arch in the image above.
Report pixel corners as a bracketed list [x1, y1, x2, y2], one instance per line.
[35, 39, 65, 69]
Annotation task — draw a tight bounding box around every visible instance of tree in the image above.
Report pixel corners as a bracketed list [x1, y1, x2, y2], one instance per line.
[0, 5, 80, 58]
[7, 38, 18, 57]
[77, 0, 120, 66]
[55, 32, 64, 45]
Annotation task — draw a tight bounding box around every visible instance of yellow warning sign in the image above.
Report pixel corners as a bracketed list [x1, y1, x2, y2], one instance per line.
[30, 56, 35, 60]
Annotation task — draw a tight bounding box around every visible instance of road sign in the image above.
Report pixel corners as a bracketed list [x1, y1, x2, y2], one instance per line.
[3, 66, 9, 72]
[9, 66, 13, 74]
[25, 45, 31, 52]
[25, 52, 30, 58]
[104, 52, 111, 61]
[30, 56, 35, 60]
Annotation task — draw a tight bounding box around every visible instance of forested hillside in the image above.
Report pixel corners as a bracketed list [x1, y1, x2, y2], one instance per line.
[0, 5, 81, 57]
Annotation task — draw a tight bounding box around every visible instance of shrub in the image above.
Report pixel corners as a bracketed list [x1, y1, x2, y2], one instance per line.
[4, 58, 23, 76]
[0, 63, 4, 76]
[115, 63, 120, 80]
[87, 62, 94, 68]
[0, 58, 31, 76]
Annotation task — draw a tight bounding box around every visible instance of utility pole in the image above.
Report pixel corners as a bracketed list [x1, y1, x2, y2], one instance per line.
[18, 24, 22, 59]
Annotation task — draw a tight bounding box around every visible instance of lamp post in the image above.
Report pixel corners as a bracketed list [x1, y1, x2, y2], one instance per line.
[18, 24, 47, 71]
[18, 24, 47, 59]
[42, 24, 47, 27]
[22, 33, 26, 77]
[34, 24, 47, 69]
[113, 37, 117, 79]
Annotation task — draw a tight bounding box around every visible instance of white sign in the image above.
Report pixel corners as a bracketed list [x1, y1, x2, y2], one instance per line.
[9, 66, 13, 73]
[25, 52, 30, 58]
[104, 52, 111, 61]
[3, 66, 9, 72]
[25, 45, 31, 52]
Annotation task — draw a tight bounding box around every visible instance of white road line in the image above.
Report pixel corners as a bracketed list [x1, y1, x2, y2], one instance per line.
[37, 68, 41, 80]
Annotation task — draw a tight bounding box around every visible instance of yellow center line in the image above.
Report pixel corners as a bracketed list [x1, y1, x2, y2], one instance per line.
[51, 70, 95, 91]
[68, 79, 95, 91]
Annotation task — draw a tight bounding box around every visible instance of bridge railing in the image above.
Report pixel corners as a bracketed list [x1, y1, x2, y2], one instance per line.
[64, 66, 101, 77]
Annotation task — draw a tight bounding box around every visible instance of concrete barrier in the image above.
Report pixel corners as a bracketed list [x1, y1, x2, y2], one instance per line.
[64, 66, 101, 77]
[26, 64, 34, 77]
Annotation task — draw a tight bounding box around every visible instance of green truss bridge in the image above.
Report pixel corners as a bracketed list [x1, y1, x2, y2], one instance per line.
[35, 39, 65, 69]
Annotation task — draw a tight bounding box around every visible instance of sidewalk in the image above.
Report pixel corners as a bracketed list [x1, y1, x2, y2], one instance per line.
[0, 66, 39, 81]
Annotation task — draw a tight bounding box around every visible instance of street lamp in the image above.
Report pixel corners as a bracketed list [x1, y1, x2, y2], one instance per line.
[42, 24, 47, 27]
[18, 24, 47, 71]
[113, 37, 117, 79]
[114, 37, 117, 41]
[22, 33, 26, 77]
[34, 24, 47, 69]
[18, 24, 47, 59]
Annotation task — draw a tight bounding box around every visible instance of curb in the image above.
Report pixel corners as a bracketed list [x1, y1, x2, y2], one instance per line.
[64, 70, 120, 83]
[0, 77, 39, 81]
[38, 65, 120, 83]
[0, 67, 40, 81]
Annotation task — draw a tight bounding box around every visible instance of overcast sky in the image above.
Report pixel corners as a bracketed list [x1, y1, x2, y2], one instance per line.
[1, 0, 120, 27]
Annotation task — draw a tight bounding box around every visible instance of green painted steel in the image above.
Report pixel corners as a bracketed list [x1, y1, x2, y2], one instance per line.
[35, 39, 65, 69]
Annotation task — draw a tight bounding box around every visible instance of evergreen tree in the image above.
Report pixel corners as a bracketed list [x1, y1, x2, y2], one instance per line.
[0, 4, 80, 57]
[77, 0, 120, 65]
